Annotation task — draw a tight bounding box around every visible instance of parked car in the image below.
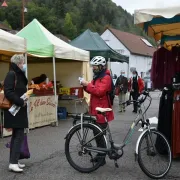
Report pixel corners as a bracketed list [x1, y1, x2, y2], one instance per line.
[143, 76, 154, 91]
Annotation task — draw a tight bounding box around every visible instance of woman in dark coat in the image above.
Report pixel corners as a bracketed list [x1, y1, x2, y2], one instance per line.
[4, 54, 28, 173]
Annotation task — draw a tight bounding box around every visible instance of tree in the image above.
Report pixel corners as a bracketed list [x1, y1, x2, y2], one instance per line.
[3, 20, 12, 29]
[54, 0, 66, 18]
[0, 0, 155, 45]
[63, 13, 77, 39]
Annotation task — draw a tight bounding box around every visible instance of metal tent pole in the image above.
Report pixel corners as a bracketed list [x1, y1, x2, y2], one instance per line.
[53, 57, 58, 126]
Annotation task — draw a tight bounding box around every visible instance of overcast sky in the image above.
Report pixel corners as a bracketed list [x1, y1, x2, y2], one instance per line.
[112, 0, 180, 14]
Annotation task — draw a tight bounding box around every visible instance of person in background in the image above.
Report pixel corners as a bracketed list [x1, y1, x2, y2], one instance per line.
[115, 70, 128, 112]
[80, 56, 114, 166]
[4, 54, 29, 172]
[31, 74, 47, 84]
[128, 70, 144, 113]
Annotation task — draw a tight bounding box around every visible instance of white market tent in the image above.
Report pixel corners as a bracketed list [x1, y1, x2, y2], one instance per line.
[0, 29, 26, 81]
[0, 29, 26, 57]
[134, 6, 180, 25]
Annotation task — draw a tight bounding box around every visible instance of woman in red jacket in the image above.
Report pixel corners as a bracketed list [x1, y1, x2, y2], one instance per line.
[81, 56, 114, 165]
[128, 70, 144, 113]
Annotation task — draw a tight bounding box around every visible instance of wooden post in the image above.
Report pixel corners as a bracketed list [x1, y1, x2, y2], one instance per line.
[22, 0, 24, 28]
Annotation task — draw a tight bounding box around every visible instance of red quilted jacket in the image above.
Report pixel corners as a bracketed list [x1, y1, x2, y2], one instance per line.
[84, 70, 114, 123]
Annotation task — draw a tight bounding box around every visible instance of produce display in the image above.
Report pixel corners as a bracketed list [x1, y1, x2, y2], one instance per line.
[28, 81, 54, 96]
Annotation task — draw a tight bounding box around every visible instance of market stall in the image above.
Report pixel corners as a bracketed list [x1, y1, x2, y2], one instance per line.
[17, 19, 90, 129]
[134, 6, 180, 158]
[0, 29, 27, 137]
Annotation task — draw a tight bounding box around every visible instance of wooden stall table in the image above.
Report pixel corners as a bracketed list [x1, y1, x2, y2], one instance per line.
[28, 95, 58, 129]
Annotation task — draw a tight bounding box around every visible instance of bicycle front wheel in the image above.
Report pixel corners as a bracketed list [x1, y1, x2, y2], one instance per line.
[65, 123, 107, 173]
[138, 129, 172, 179]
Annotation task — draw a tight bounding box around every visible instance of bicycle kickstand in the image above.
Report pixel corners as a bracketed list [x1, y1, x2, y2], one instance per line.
[114, 160, 119, 168]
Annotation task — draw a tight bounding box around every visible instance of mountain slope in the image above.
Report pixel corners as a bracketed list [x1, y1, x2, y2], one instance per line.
[0, 0, 155, 45]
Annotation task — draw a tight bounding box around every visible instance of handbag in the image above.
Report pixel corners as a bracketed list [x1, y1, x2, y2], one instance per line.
[5, 134, 30, 159]
[0, 94, 11, 109]
[0, 71, 16, 109]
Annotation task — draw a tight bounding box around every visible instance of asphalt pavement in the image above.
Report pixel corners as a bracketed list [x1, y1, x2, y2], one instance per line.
[0, 91, 180, 180]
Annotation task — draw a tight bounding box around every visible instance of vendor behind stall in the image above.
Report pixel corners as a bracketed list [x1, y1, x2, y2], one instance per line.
[31, 74, 47, 84]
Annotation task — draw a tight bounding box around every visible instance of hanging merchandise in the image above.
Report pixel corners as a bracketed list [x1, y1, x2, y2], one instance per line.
[151, 46, 180, 89]
[157, 88, 173, 146]
[172, 90, 180, 158]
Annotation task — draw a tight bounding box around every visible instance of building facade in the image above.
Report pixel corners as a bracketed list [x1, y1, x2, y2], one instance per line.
[101, 28, 156, 78]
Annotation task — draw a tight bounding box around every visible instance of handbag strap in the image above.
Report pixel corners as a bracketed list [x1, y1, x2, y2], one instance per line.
[2, 71, 17, 101]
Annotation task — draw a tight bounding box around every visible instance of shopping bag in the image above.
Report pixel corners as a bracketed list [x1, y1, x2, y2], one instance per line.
[5, 134, 30, 159]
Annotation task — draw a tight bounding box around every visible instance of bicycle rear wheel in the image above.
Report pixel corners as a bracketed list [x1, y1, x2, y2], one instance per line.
[138, 129, 172, 179]
[65, 123, 107, 173]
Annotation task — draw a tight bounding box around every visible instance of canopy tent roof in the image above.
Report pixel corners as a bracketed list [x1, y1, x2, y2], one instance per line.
[0, 29, 26, 57]
[70, 29, 129, 63]
[134, 6, 180, 50]
[17, 19, 89, 61]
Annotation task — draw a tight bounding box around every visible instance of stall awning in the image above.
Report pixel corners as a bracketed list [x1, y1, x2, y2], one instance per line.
[17, 19, 89, 61]
[70, 29, 129, 63]
[134, 6, 180, 50]
[0, 29, 26, 57]
[134, 6, 180, 40]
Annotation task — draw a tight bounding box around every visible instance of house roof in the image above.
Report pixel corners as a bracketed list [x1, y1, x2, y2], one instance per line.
[55, 34, 70, 43]
[0, 22, 11, 31]
[107, 28, 156, 57]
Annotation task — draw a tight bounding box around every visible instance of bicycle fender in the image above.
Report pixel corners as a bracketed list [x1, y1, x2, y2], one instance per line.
[64, 123, 108, 148]
[135, 127, 156, 155]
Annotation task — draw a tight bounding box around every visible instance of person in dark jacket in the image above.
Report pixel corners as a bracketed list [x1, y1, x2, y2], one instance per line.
[115, 70, 128, 112]
[31, 74, 47, 84]
[4, 54, 29, 173]
[128, 70, 144, 113]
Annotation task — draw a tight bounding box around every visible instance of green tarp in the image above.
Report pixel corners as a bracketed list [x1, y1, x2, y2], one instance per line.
[70, 29, 129, 63]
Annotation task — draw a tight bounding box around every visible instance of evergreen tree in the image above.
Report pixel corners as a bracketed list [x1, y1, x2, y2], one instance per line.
[63, 13, 77, 39]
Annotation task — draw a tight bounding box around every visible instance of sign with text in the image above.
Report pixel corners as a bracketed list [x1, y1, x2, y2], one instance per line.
[29, 96, 57, 129]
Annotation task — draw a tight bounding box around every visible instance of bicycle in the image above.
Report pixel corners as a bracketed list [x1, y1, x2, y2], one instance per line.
[64, 91, 172, 179]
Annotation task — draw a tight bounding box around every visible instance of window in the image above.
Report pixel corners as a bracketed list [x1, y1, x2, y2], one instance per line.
[141, 38, 153, 47]
[116, 49, 125, 54]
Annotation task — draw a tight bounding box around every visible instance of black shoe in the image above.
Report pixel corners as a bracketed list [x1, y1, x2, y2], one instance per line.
[90, 156, 106, 166]
[100, 159, 106, 166]
[132, 110, 137, 113]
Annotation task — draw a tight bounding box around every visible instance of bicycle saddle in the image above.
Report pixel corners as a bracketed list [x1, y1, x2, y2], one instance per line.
[96, 107, 112, 112]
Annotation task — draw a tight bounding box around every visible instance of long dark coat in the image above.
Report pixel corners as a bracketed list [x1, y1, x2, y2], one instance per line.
[4, 63, 28, 128]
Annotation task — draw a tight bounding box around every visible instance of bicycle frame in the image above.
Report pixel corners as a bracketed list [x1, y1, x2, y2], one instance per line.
[83, 113, 143, 152]
[82, 96, 152, 154]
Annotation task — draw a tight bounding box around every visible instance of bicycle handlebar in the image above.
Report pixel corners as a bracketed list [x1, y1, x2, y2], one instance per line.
[120, 90, 151, 107]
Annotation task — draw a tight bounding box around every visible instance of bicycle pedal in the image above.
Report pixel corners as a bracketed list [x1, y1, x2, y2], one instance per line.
[114, 161, 119, 168]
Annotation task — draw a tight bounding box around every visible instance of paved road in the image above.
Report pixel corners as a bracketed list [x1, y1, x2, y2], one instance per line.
[0, 91, 180, 180]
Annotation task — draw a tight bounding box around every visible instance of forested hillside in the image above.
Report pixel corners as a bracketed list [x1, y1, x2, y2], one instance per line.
[0, 0, 155, 44]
